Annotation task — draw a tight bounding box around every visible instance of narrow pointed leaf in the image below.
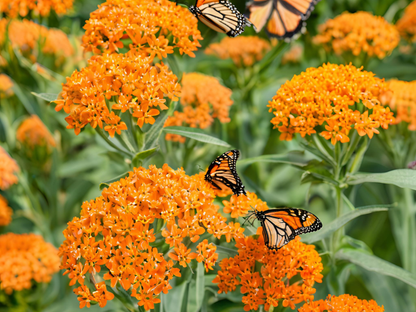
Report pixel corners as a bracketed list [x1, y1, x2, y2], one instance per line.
[163, 126, 230, 147]
[31, 92, 59, 102]
[347, 169, 416, 190]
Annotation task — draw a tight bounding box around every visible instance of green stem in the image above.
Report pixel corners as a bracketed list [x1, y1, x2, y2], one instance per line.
[95, 127, 133, 157]
[331, 186, 343, 260]
[403, 188, 416, 273]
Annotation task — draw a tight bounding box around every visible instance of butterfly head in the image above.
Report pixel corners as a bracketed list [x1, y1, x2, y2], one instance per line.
[189, 5, 198, 16]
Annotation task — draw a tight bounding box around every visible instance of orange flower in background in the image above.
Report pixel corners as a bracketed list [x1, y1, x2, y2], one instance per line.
[381, 79, 416, 130]
[0, 0, 73, 17]
[59, 164, 244, 309]
[0, 74, 14, 98]
[54, 50, 180, 136]
[0, 194, 12, 226]
[313, 12, 400, 59]
[397, 0, 416, 42]
[0, 233, 60, 294]
[205, 36, 271, 67]
[268, 63, 395, 144]
[82, 0, 202, 58]
[213, 236, 323, 311]
[0, 146, 19, 190]
[17, 115, 56, 149]
[0, 19, 73, 63]
[164, 73, 233, 143]
[299, 294, 384, 312]
[282, 44, 303, 64]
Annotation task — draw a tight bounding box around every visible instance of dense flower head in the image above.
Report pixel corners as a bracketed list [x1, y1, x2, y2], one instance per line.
[222, 191, 268, 218]
[268, 63, 395, 144]
[0, 146, 19, 190]
[299, 294, 384, 312]
[0, 233, 60, 294]
[213, 236, 323, 311]
[59, 164, 245, 309]
[397, 0, 416, 42]
[313, 12, 400, 59]
[0, 0, 73, 17]
[205, 36, 271, 67]
[380, 79, 416, 130]
[17, 115, 56, 149]
[54, 50, 180, 136]
[0, 73, 13, 98]
[82, 0, 202, 59]
[0, 194, 12, 226]
[164, 73, 233, 143]
[0, 19, 73, 63]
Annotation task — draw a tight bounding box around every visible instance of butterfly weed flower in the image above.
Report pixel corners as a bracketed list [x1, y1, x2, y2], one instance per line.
[82, 0, 202, 59]
[397, 0, 416, 42]
[222, 191, 268, 218]
[0, 146, 19, 190]
[54, 50, 180, 136]
[0, 233, 60, 294]
[268, 63, 395, 144]
[164, 72, 233, 143]
[213, 236, 323, 311]
[298, 294, 384, 312]
[281, 44, 303, 65]
[0, 74, 14, 98]
[59, 164, 244, 309]
[0, 0, 73, 17]
[0, 194, 12, 226]
[17, 115, 56, 150]
[205, 36, 271, 67]
[313, 12, 400, 61]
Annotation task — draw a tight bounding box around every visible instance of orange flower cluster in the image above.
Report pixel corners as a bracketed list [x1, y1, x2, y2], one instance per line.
[213, 236, 323, 311]
[54, 50, 180, 136]
[313, 12, 400, 59]
[205, 36, 271, 66]
[0, 19, 73, 63]
[0, 194, 12, 226]
[59, 164, 245, 309]
[381, 79, 416, 130]
[0, 146, 19, 190]
[299, 294, 384, 312]
[397, 0, 416, 42]
[0, 73, 13, 98]
[0, 233, 60, 294]
[82, 0, 202, 59]
[222, 191, 268, 218]
[268, 63, 395, 144]
[0, 0, 73, 17]
[17, 115, 56, 149]
[164, 73, 233, 143]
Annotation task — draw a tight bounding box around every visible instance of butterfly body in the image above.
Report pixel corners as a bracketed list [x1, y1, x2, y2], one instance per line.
[205, 150, 246, 196]
[248, 208, 322, 250]
[246, 0, 320, 39]
[189, 0, 254, 37]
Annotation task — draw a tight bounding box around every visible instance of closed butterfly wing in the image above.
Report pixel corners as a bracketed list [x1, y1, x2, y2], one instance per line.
[205, 150, 247, 196]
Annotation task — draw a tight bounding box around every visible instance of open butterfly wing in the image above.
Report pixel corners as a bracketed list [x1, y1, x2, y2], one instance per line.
[246, 0, 273, 32]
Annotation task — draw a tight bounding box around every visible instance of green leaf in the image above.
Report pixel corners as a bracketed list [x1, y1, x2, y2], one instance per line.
[31, 92, 59, 102]
[132, 148, 157, 168]
[237, 151, 308, 169]
[347, 169, 416, 190]
[163, 127, 231, 147]
[303, 205, 393, 243]
[99, 171, 130, 190]
[216, 245, 238, 257]
[196, 262, 205, 311]
[162, 280, 189, 312]
[336, 249, 416, 288]
[12, 83, 40, 115]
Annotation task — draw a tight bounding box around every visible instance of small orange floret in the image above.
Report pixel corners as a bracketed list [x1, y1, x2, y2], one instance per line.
[0, 147, 19, 190]
[222, 191, 268, 218]
[205, 36, 271, 67]
[16, 115, 56, 149]
[0, 74, 14, 98]
[213, 236, 323, 311]
[0, 195, 13, 226]
[54, 50, 180, 136]
[298, 294, 384, 312]
[268, 63, 395, 144]
[396, 0, 416, 42]
[164, 72, 233, 143]
[0, 0, 73, 17]
[0, 233, 60, 294]
[82, 0, 202, 59]
[314, 11, 399, 59]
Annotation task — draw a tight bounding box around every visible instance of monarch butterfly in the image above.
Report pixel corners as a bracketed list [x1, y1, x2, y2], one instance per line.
[246, 0, 320, 39]
[205, 150, 247, 196]
[245, 208, 322, 250]
[189, 0, 254, 37]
